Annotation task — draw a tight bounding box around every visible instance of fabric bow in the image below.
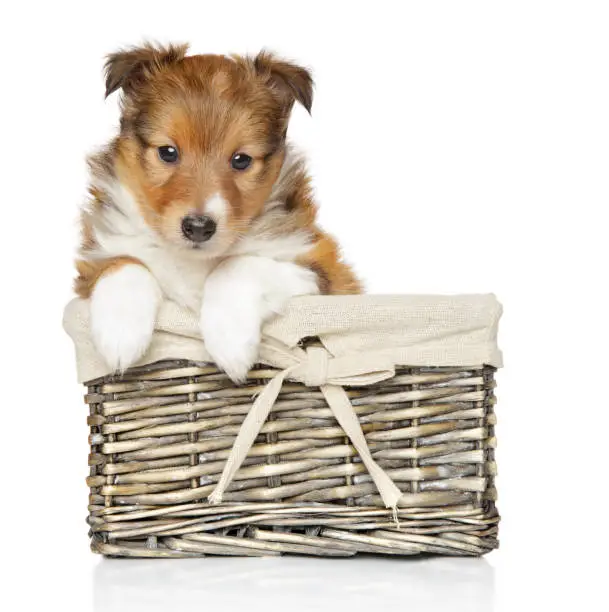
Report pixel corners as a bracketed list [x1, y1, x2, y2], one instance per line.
[208, 340, 403, 511]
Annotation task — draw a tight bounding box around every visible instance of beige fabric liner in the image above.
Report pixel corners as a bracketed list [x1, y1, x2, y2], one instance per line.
[64, 293, 502, 512]
[64, 294, 502, 383]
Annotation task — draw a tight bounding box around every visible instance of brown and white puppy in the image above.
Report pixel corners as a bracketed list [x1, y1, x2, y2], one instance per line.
[76, 43, 361, 382]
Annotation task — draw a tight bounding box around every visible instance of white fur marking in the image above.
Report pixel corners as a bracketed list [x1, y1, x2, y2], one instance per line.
[90, 264, 162, 372]
[201, 256, 319, 382]
[205, 193, 228, 221]
[231, 231, 312, 260]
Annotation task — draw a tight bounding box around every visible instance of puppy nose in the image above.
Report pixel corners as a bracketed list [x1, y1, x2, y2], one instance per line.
[181, 215, 217, 243]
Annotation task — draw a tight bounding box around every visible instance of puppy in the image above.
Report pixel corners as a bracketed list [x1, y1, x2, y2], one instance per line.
[75, 43, 361, 382]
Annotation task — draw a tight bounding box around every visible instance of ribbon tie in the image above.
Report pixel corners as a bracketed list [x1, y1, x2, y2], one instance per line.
[299, 345, 329, 386]
[208, 341, 403, 511]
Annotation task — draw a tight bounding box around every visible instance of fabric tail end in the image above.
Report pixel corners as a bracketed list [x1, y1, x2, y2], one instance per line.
[391, 505, 401, 531]
[207, 489, 223, 505]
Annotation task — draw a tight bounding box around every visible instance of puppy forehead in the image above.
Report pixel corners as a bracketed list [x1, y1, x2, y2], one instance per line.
[151, 102, 259, 148]
[138, 60, 274, 150]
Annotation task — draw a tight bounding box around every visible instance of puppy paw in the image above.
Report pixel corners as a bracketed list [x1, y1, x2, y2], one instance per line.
[90, 264, 161, 372]
[200, 257, 319, 383]
[200, 295, 260, 384]
[262, 261, 320, 314]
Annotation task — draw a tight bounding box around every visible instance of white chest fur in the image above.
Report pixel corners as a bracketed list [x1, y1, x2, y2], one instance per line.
[136, 247, 214, 312]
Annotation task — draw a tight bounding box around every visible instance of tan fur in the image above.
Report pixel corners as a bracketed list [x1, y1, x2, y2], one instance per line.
[76, 44, 361, 298]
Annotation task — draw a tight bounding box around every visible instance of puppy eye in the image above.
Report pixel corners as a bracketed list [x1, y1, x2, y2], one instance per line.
[231, 153, 252, 171]
[158, 145, 179, 163]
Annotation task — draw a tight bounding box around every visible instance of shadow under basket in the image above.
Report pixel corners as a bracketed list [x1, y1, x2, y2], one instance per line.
[85, 359, 499, 558]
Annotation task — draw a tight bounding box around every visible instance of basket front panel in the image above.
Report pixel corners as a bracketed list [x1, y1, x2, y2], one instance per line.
[86, 360, 498, 557]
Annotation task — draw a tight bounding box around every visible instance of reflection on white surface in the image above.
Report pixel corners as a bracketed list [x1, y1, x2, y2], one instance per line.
[94, 555, 494, 611]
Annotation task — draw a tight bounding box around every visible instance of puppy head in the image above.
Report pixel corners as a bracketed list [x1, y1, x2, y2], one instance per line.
[105, 43, 313, 257]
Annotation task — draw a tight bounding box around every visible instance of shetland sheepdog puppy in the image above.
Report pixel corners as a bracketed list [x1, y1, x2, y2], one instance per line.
[76, 43, 361, 382]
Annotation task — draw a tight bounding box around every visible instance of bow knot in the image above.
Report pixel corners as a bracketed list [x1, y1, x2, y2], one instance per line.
[289, 344, 396, 388]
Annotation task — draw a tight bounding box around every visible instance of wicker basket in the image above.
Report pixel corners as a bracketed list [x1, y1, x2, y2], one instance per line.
[85, 359, 499, 558]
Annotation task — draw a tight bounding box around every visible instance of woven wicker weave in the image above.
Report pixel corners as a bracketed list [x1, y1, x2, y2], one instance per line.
[86, 359, 498, 557]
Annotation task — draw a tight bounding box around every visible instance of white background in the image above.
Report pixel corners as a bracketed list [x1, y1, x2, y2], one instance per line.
[2, 1, 607, 610]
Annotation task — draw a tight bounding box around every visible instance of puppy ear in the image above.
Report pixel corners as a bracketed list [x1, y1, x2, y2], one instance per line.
[104, 42, 189, 98]
[253, 51, 314, 114]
